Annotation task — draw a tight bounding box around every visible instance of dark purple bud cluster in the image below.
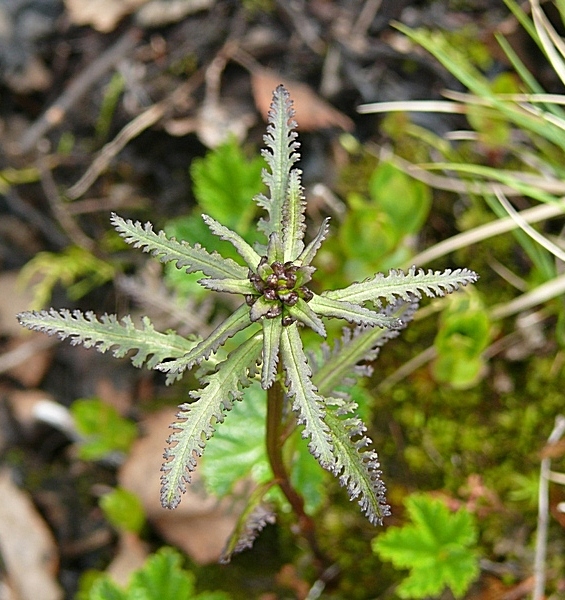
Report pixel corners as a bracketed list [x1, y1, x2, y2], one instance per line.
[246, 257, 313, 324]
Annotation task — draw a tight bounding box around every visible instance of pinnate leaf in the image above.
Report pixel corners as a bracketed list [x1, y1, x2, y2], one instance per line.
[220, 482, 276, 564]
[256, 84, 300, 239]
[111, 213, 247, 280]
[324, 267, 478, 305]
[280, 324, 334, 470]
[324, 399, 390, 525]
[160, 333, 262, 509]
[156, 304, 254, 383]
[17, 309, 197, 370]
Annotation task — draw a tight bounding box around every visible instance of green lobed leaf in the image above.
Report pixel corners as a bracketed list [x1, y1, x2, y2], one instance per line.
[111, 213, 248, 280]
[280, 324, 334, 470]
[373, 494, 479, 599]
[190, 136, 264, 232]
[72, 398, 137, 460]
[201, 382, 271, 498]
[88, 578, 127, 600]
[17, 310, 198, 371]
[128, 547, 194, 600]
[368, 161, 432, 237]
[160, 333, 262, 509]
[99, 487, 145, 534]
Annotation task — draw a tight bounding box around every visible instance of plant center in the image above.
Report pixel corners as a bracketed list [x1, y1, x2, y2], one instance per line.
[246, 256, 313, 324]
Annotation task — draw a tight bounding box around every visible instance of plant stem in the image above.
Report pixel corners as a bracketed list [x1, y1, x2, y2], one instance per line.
[266, 374, 330, 571]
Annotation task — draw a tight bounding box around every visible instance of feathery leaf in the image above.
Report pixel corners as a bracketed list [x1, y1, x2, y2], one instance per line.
[156, 304, 254, 382]
[111, 213, 247, 280]
[309, 293, 403, 329]
[17, 309, 197, 370]
[282, 169, 306, 262]
[298, 217, 331, 266]
[160, 333, 262, 509]
[201, 214, 261, 269]
[324, 399, 390, 525]
[313, 298, 420, 397]
[256, 85, 300, 239]
[261, 317, 282, 389]
[324, 267, 479, 305]
[286, 298, 326, 337]
[280, 324, 334, 469]
[198, 277, 256, 295]
[220, 483, 276, 564]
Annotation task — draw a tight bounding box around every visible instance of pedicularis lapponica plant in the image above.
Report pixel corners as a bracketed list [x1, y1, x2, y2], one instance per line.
[18, 86, 478, 562]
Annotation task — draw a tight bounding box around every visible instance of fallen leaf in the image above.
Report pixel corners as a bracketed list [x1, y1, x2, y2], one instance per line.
[106, 531, 150, 586]
[64, 0, 149, 32]
[540, 438, 565, 460]
[251, 70, 354, 132]
[118, 409, 241, 564]
[0, 272, 36, 337]
[3, 336, 53, 388]
[0, 469, 63, 600]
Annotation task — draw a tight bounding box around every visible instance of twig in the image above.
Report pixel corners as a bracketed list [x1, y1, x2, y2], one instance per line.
[66, 103, 166, 200]
[533, 415, 565, 600]
[38, 159, 96, 251]
[273, 0, 325, 54]
[405, 198, 565, 269]
[18, 29, 141, 154]
[66, 70, 204, 200]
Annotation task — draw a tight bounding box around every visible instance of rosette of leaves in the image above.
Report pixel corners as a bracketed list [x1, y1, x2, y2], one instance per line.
[18, 86, 478, 556]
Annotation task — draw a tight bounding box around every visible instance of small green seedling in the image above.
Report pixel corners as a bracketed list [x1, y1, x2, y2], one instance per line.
[372, 493, 479, 599]
[83, 547, 231, 600]
[71, 397, 138, 461]
[18, 86, 477, 559]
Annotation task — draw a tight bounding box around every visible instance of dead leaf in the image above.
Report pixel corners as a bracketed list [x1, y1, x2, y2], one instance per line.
[64, 0, 149, 32]
[107, 532, 149, 586]
[251, 70, 354, 132]
[0, 272, 36, 337]
[0, 469, 63, 600]
[2, 336, 53, 388]
[540, 438, 565, 460]
[135, 0, 213, 27]
[118, 409, 241, 564]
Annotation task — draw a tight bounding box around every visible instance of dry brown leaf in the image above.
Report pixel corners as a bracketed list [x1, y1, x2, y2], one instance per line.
[118, 409, 241, 564]
[106, 532, 150, 586]
[540, 438, 565, 459]
[2, 336, 53, 388]
[251, 70, 354, 132]
[64, 0, 149, 32]
[0, 272, 36, 337]
[0, 469, 63, 600]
